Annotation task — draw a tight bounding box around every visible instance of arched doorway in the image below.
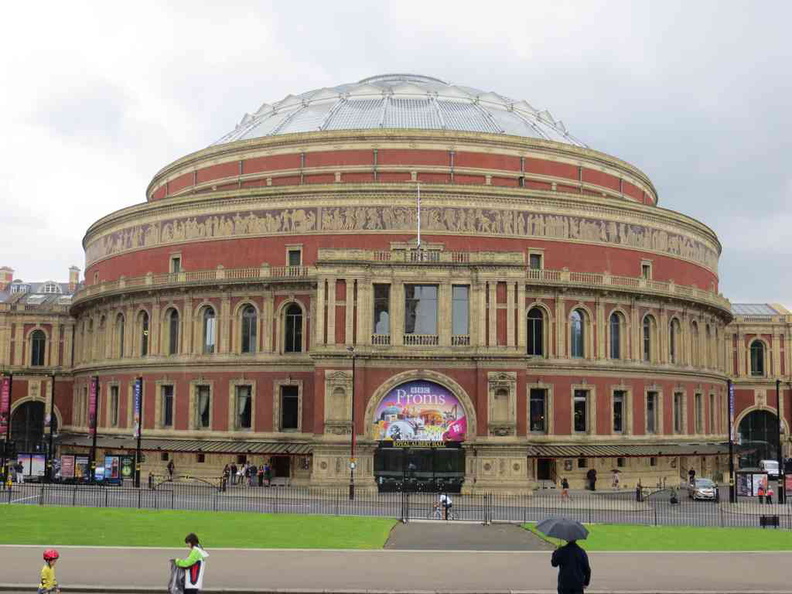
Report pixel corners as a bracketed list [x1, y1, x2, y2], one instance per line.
[11, 401, 56, 453]
[372, 379, 467, 493]
[737, 410, 779, 468]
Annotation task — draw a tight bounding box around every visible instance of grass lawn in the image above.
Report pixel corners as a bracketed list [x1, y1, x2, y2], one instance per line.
[0, 507, 395, 549]
[526, 523, 792, 551]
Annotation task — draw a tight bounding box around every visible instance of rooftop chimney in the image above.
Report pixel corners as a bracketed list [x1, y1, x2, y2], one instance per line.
[68, 266, 81, 293]
[0, 267, 13, 291]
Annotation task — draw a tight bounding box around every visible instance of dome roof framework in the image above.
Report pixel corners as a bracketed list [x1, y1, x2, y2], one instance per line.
[213, 74, 586, 147]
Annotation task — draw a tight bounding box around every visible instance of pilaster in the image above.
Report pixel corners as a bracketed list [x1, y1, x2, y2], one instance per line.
[516, 282, 526, 351]
[439, 281, 452, 347]
[506, 282, 516, 348]
[327, 277, 337, 346]
[345, 279, 354, 346]
[220, 293, 231, 354]
[488, 282, 497, 347]
[315, 278, 326, 346]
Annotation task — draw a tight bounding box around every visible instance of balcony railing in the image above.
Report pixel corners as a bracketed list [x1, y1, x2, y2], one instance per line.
[403, 334, 439, 346]
[451, 335, 471, 346]
[371, 334, 391, 345]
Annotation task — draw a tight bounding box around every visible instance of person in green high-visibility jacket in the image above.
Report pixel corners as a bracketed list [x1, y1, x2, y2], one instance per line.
[174, 533, 209, 594]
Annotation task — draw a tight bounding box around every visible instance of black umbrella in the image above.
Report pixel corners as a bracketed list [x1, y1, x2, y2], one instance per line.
[536, 517, 589, 541]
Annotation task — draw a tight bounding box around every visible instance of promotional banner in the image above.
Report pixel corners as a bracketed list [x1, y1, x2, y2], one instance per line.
[372, 380, 467, 442]
[728, 382, 735, 442]
[74, 456, 89, 480]
[133, 378, 142, 438]
[60, 455, 75, 479]
[0, 375, 11, 434]
[88, 376, 99, 437]
[120, 455, 135, 479]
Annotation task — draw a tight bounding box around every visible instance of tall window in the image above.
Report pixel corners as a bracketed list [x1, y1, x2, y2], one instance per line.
[452, 286, 469, 337]
[695, 393, 703, 434]
[284, 303, 303, 353]
[373, 284, 391, 335]
[167, 309, 179, 355]
[613, 390, 626, 433]
[196, 385, 211, 429]
[750, 340, 765, 376]
[529, 388, 547, 433]
[241, 305, 257, 354]
[404, 285, 438, 335]
[570, 309, 585, 358]
[646, 391, 658, 434]
[609, 312, 622, 359]
[110, 385, 120, 427]
[287, 248, 302, 267]
[30, 329, 46, 366]
[529, 253, 543, 270]
[139, 311, 149, 357]
[669, 319, 680, 364]
[161, 385, 174, 428]
[202, 307, 216, 354]
[116, 314, 125, 358]
[690, 322, 699, 366]
[235, 385, 252, 429]
[527, 308, 544, 356]
[280, 385, 299, 430]
[673, 392, 684, 433]
[642, 315, 654, 362]
[573, 389, 588, 432]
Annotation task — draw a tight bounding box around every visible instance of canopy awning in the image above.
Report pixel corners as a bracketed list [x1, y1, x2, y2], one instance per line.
[57, 433, 313, 455]
[526, 442, 730, 458]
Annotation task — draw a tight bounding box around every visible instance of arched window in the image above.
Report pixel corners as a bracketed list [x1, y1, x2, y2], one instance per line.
[750, 340, 765, 376]
[669, 318, 680, 364]
[202, 307, 216, 354]
[30, 330, 46, 366]
[642, 315, 655, 362]
[241, 305, 258, 354]
[691, 321, 699, 367]
[570, 309, 585, 358]
[284, 303, 303, 353]
[527, 307, 544, 356]
[116, 314, 125, 358]
[139, 310, 149, 357]
[167, 309, 180, 356]
[609, 312, 622, 359]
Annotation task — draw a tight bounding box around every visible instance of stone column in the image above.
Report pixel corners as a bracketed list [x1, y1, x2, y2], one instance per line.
[183, 297, 194, 354]
[595, 297, 604, 359]
[439, 281, 452, 347]
[474, 281, 485, 348]
[488, 282, 497, 347]
[737, 331, 746, 376]
[357, 279, 372, 345]
[555, 296, 565, 358]
[392, 281, 405, 347]
[630, 301, 640, 361]
[659, 306, 669, 364]
[345, 279, 354, 347]
[772, 331, 781, 377]
[262, 290, 274, 353]
[506, 282, 516, 348]
[315, 277, 326, 346]
[516, 282, 526, 351]
[220, 293, 231, 354]
[327, 278, 337, 346]
[14, 322, 24, 365]
[150, 301, 161, 355]
[50, 322, 61, 367]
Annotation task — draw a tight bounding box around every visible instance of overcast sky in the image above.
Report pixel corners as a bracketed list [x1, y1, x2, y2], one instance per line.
[1, 1, 790, 306]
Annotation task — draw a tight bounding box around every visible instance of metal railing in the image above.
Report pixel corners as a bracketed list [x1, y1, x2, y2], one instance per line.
[403, 334, 439, 346]
[371, 334, 391, 345]
[2, 481, 790, 530]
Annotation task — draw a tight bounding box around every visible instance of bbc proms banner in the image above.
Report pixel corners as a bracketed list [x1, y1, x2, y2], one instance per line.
[372, 380, 467, 442]
[0, 375, 10, 434]
[133, 378, 142, 438]
[88, 376, 99, 437]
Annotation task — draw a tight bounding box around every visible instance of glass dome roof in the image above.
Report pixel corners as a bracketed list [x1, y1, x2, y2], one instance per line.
[213, 74, 586, 147]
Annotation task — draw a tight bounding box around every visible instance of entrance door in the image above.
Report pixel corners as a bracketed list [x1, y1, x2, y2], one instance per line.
[11, 401, 46, 453]
[536, 458, 554, 481]
[271, 456, 290, 478]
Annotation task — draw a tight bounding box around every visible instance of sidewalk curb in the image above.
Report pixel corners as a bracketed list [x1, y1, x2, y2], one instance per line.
[0, 588, 785, 594]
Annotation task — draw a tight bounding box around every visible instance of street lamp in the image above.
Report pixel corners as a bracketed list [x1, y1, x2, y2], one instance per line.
[347, 346, 356, 500]
[776, 379, 786, 504]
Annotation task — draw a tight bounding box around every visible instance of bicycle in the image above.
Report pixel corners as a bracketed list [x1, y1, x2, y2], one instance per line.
[426, 502, 459, 520]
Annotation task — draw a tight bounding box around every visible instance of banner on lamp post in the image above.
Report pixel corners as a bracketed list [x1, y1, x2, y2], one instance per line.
[0, 375, 10, 434]
[133, 378, 142, 439]
[729, 381, 735, 442]
[88, 376, 99, 437]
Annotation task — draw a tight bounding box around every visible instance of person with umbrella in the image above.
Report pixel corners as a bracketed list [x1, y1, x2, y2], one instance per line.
[537, 518, 591, 594]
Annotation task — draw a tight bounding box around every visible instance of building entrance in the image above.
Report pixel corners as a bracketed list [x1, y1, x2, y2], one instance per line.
[374, 443, 465, 492]
[271, 455, 290, 478]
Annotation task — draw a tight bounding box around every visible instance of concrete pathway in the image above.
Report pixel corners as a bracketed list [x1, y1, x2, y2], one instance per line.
[385, 521, 553, 550]
[1, 546, 791, 593]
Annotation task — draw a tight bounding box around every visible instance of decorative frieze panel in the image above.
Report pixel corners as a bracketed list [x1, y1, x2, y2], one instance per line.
[86, 202, 719, 272]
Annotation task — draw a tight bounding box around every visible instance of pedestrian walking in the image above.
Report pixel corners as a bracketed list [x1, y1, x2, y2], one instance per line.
[167, 460, 175, 481]
[551, 539, 591, 594]
[611, 469, 620, 490]
[688, 468, 696, 486]
[757, 483, 766, 504]
[230, 462, 238, 485]
[766, 485, 774, 505]
[586, 468, 597, 491]
[173, 533, 209, 594]
[248, 464, 257, 487]
[264, 462, 272, 487]
[560, 477, 571, 501]
[15, 460, 24, 484]
[39, 549, 60, 594]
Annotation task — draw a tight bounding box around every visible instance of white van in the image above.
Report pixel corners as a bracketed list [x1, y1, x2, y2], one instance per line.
[759, 460, 780, 478]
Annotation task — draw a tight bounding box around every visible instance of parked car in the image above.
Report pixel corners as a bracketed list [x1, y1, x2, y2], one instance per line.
[759, 460, 780, 479]
[688, 478, 718, 500]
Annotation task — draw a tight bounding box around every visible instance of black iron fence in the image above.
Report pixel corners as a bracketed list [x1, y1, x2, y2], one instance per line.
[3, 480, 791, 530]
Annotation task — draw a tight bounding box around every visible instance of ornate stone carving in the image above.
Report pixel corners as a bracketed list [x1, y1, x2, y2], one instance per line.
[488, 423, 516, 437]
[87, 203, 719, 271]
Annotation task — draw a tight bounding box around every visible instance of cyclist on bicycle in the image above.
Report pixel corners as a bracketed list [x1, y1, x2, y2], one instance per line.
[438, 492, 453, 520]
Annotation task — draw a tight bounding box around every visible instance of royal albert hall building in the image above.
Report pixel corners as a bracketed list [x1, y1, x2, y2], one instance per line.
[64, 74, 734, 491]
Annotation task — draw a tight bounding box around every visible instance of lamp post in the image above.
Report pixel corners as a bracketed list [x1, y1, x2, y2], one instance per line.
[776, 379, 785, 503]
[347, 346, 356, 500]
[728, 379, 736, 503]
[46, 373, 56, 482]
